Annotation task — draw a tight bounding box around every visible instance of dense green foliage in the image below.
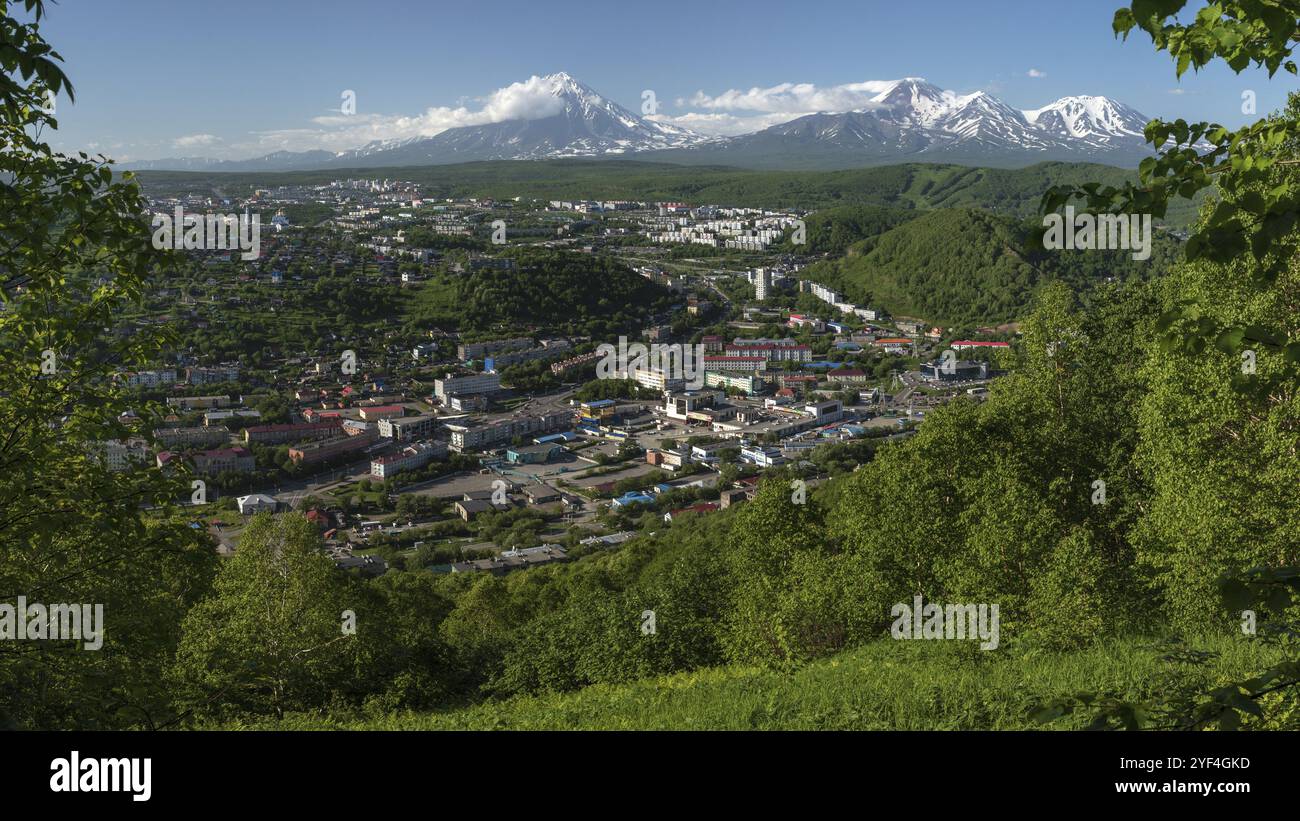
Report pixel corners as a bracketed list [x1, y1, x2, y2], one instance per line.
[0, 0, 215, 729]
[804, 207, 1180, 324]
[239, 633, 1292, 730]
[409, 248, 673, 338]
[775, 203, 921, 256]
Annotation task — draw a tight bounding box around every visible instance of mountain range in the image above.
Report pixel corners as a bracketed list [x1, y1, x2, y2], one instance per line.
[125, 73, 1158, 173]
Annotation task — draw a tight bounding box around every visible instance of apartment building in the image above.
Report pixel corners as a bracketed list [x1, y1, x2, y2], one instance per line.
[434, 372, 501, 402]
[288, 430, 378, 464]
[123, 369, 178, 389]
[724, 342, 812, 363]
[192, 447, 257, 475]
[702, 356, 767, 373]
[243, 420, 343, 445]
[186, 365, 240, 385]
[369, 440, 447, 479]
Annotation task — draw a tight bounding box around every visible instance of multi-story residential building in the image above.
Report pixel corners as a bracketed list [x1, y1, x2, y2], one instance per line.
[704, 372, 767, 395]
[288, 430, 378, 464]
[702, 355, 767, 373]
[192, 447, 257, 475]
[801, 279, 843, 305]
[724, 342, 812, 363]
[102, 439, 149, 472]
[243, 420, 343, 445]
[613, 367, 685, 393]
[186, 365, 240, 385]
[124, 369, 179, 389]
[826, 368, 868, 384]
[369, 440, 447, 479]
[434, 372, 501, 402]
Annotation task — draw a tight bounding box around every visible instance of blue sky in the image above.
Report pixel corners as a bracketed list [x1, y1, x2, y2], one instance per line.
[38, 0, 1299, 161]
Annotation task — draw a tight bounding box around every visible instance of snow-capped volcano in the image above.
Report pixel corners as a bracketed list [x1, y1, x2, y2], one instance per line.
[1022, 95, 1149, 146]
[325, 72, 709, 167]
[123, 74, 1160, 172]
[664, 78, 1159, 168]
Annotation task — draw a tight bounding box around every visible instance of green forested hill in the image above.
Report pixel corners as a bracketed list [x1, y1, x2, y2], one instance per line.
[406, 248, 673, 337]
[803, 207, 1181, 325]
[775, 203, 922, 256]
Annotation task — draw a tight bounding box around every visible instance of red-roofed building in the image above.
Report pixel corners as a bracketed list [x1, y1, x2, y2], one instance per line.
[305, 508, 332, 530]
[359, 404, 405, 421]
[302, 408, 342, 423]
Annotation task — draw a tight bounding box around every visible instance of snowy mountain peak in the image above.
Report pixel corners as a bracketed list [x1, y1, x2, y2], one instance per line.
[123, 74, 1159, 172]
[1022, 95, 1148, 141]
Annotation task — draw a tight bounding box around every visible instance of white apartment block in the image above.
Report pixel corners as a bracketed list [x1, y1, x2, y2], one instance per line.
[613, 367, 685, 393]
[434, 372, 501, 401]
[370, 440, 447, 479]
[124, 369, 179, 388]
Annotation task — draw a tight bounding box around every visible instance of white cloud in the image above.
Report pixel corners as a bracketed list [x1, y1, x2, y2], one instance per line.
[1167, 88, 1187, 95]
[173, 133, 220, 149]
[1027, 68, 1047, 78]
[216, 75, 574, 156]
[686, 80, 896, 114]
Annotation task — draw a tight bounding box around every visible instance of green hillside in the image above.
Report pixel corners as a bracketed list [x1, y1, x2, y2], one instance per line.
[803, 207, 1181, 325]
[406, 248, 674, 337]
[234, 633, 1286, 731]
[775, 203, 922, 255]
